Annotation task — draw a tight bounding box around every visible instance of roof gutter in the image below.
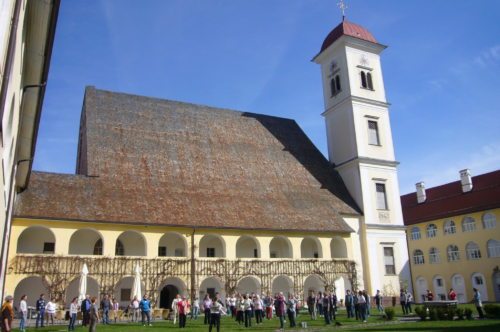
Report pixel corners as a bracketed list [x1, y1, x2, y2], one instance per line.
[16, 0, 61, 192]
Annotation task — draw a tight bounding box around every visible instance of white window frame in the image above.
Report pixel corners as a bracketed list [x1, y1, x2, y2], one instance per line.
[426, 224, 437, 238]
[444, 220, 456, 235]
[429, 248, 440, 264]
[410, 227, 421, 240]
[367, 120, 380, 146]
[447, 245, 460, 262]
[462, 217, 476, 232]
[482, 213, 496, 229]
[413, 250, 425, 265]
[487, 240, 500, 258]
[375, 182, 388, 210]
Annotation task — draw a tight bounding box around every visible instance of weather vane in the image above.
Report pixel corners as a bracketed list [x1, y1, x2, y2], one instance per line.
[337, 0, 347, 21]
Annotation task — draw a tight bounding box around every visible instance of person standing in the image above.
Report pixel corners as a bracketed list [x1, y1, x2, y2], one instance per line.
[322, 291, 331, 325]
[426, 290, 434, 301]
[357, 291, 367, 323]
[177, 296, 188, 328]
[209, 293, 226, 332]
[139, 294, 152, 326]
[307, 291, 317, 320]
[405, 290, 412, 314]
[68, 297, 79, 331]
[190, 297, 200, 320]
[253, 295, 263, 324]
[287, 294, 297, 328]
[201, 294, 211, 325]
[374, 290, 383, 313]
[100, 294, 111, 325]
[448, 288, 457, 301]
[363, 291, 370, 317]
[81, 294, 91, 327]
[112, 298, 119, 323]
[131, 296, 140, 323]
[345, 290, 354, 318]
[330, 292, 337, 321]
[353, 290, 359, 320]
[274, 293, 286, 331]
[265, 294, 273, 320]
[473, 288, 484, 319]
[399, 290, 407, 315]
[45, 298, 56, 325]
[0, 296, 14, 332]
[36, 293, 46, 328]
[18, 295, 27, 332]
[242, 294, 252, 328]
[89, 297, 100, 332]
[316, 292, 323, 317]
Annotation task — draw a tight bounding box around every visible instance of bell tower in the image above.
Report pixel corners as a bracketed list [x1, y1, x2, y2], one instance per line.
[313, 18, 411, 294]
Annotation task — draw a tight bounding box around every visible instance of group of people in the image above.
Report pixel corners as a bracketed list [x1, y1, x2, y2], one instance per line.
[399, 289, 413, 315]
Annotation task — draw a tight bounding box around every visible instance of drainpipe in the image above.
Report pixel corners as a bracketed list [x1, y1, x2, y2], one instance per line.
[190, 228, 196, 301]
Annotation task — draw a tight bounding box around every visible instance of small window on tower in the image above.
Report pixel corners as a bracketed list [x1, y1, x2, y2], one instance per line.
[335, 75, 341, 92]
[367, 72, 374, 90]
[330, 78, 337, 97]
[368, 120, 380, 145]
[383, 247, 396, 275]
[361, 71, 367, 88]
[376, 183, 388, 210]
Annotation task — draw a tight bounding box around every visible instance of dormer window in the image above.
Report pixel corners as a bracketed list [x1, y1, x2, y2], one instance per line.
[360, 70, 374, 90]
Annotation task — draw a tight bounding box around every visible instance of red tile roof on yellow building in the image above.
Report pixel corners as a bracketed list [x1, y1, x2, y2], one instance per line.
[401, 170, 500, 225]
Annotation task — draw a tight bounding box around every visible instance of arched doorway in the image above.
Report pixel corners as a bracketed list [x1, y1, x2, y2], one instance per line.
[69, 229, 103, 255]
[269, 237, 292, 258]
[415, 276, 428, 303]
[236, 276, 261, 295]
[301, 237, 322, 258]
[14, 276, 49, 307]
[493, 270, 500, 302]
[199, 277, 225, 301]
[17, 226, 56, 254]
[272, 275, 293, 297]
[65, 276, 99, 304]
[160, 285, 179, 309]
[451, 274, 467, 303]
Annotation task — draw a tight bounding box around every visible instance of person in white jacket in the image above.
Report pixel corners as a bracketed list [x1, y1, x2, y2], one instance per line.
[19, 295, 27, 332]
[45, 298, 57, 325]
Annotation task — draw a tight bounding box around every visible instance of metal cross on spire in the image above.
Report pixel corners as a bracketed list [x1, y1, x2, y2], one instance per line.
[337, 0, 348, 21]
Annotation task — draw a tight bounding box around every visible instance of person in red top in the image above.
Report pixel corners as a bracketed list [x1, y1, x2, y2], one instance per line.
[177, 296, 188, 328]
[448, 288, 457, 301]
[426, 290, 434, 301]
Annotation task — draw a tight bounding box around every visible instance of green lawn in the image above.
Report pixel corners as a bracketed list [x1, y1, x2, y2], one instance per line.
[14, 306, 500, 332]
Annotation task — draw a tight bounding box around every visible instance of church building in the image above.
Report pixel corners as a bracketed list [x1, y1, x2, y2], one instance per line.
[5, 19, 410, 308]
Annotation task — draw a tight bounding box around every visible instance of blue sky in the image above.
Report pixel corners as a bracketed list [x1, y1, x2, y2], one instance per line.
[35, 0, 500, 194]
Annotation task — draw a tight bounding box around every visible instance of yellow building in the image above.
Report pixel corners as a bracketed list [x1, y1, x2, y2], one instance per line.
[402, 169, 500, 303]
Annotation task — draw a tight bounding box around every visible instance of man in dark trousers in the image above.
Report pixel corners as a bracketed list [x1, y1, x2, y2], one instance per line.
[101, 294, 112, 324]
[329, 292, 337, 321]
[81, 294, 91, 326]
[345, 290, 354, 318]
[35, 293, 46, 328]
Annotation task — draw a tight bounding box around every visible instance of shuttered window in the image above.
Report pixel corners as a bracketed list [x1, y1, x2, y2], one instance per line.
[384, 247, 395, 275]
[368, 121, 380, 145]
[376, 183, 388, 210]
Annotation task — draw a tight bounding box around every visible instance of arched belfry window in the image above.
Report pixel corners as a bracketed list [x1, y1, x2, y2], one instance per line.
[335, 75, 341, 92]
[330, 78, 337, 97]
[361, 71, 367, 88]
[93, 239, 103, 255]
[367, 72, 373, 90]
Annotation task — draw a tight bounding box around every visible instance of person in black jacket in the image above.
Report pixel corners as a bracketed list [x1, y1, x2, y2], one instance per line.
[81, 295, 91, 327]
[35, 293, 46, 328]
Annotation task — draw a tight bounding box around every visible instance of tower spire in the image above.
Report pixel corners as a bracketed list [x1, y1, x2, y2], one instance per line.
[337, 0, 347, 21]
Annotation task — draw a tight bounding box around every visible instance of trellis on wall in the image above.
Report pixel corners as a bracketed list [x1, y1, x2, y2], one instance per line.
[9, 255, 357, 304]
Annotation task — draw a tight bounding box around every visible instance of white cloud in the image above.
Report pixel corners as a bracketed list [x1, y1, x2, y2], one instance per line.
[400, 141, 500, 194]
[473, 44, 500, 67]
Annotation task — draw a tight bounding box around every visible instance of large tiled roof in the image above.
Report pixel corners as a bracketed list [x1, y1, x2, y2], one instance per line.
[401, 170, 500, 225]
[320, 20, 377, 53]
[15, 87, 360, 232]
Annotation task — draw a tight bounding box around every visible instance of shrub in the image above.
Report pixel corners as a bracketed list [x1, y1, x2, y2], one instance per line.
[436, 307, 447, 320]
[455, 307, 464, 320]
[446, 307, 456, 320]
[414, 306, 427, 320]
[464, 308, 473, 320]
[384, 307, 395, 321]
[484, 304, 500, 318]
[428, 307, 438, 321]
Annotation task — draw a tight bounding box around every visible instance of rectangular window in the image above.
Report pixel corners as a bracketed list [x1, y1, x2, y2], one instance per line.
[413, 254, 424, 265]
[376, 183, 388, 210]
[474, 276, 484, 285]
[410, 231, 421, 240]
[43, 242, 55, 254]
[368, 120, 380, 145]
[468, 248, 481, 260]
[253, 249, 258, 258]
[174, 248, 184, 257]
[314, 252, 319, 259]
[436, 278, 443, 287]
[206, 248, 215, 257]
[120, 289, 131, 302]
[429, 253, 440, 264]
[158, 246, 167, 257]
[383, 247, 396, 275]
